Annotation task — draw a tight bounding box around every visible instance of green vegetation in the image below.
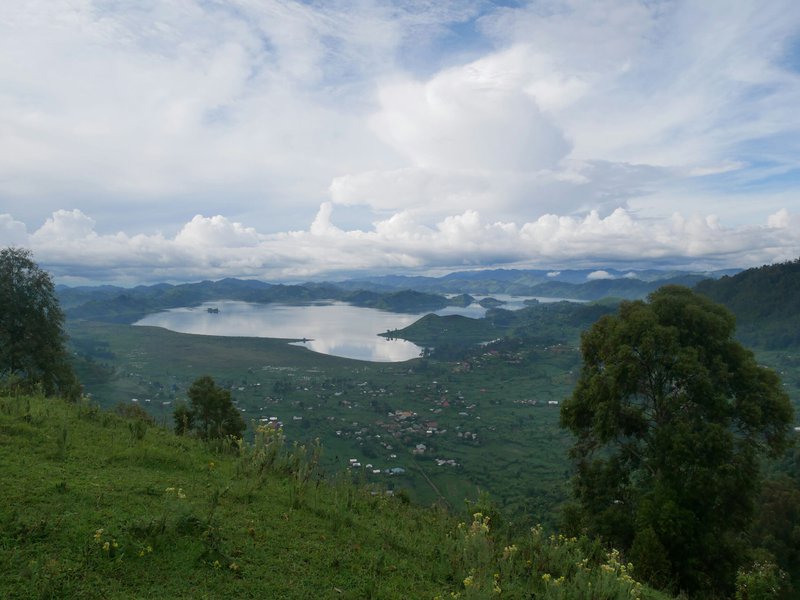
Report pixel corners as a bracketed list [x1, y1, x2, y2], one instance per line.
[561, 286, 795, 597]
[384, 300, 617, 352]
[0, 393, 673, 599]
[66, 319, 579, 526]
[0, 247, 78, 399]
[7, 252, 799, 597]
[696, 258, 800, 349]
[177, 375, 246, 440]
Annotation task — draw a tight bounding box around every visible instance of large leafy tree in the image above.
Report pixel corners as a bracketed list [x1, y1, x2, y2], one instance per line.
[180, 375, 245, 440]
[0, 247, 78, 398]
[561, 285, 793, 595]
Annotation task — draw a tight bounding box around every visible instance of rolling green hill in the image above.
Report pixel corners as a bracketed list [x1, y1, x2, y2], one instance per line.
[0, 393, 670, 599]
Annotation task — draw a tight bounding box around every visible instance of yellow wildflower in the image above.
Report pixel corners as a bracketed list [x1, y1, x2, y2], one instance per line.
[502, 544, 518, 560]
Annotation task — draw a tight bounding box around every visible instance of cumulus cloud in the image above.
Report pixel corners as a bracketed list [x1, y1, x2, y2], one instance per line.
[1, 206, 796, 285]
[0, 215, 28, 246]
[587, 270, 614, 281]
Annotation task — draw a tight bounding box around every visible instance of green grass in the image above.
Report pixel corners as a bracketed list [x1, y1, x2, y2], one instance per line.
[0, 393, 453, 599]
[0, 393, 673, 600]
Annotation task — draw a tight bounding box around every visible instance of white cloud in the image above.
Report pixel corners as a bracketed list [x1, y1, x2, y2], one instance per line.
[0, 214, 29, 246]
[3, 206, 796, 285]
[175, 216, 261, 248]
[32, 210, 97, 242]
[587, 270, 614, 281]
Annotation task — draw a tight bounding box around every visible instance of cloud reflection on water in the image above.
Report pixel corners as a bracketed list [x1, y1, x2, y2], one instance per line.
[135, 300, 425, 362]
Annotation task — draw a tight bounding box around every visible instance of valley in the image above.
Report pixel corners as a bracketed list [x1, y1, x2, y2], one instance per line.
[64, 266, 800, 530]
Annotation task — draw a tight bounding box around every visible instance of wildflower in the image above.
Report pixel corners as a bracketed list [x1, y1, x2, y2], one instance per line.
[463, 574, 474, 588]
[213, 560, 221, 569]
[93, 528, 104, 542]
[542, 573, 551, 583]
[502, 544, 518, 560]
[177, 488, 186, 499]
[103, 541, 110, 552]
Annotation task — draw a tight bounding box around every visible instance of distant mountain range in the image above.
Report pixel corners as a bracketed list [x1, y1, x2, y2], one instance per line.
[58, 266, 735, 325]
[58, 260, 800, 350]
[334, 267, 738, 296]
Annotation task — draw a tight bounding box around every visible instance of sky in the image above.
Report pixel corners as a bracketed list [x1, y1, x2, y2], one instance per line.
[1, 0, 799, 285]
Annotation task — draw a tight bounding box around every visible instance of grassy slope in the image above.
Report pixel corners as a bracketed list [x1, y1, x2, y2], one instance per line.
[0, 394, 452, 599]
[1, 394, 670, 600]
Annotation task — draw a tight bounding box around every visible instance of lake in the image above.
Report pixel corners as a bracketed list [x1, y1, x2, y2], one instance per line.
[134, 295, 578, 362]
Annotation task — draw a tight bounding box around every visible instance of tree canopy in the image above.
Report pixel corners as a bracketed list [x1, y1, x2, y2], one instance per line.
[0, 247, 78, 398]
[175, 375, 246, 440]
[560, 285, 794, 596]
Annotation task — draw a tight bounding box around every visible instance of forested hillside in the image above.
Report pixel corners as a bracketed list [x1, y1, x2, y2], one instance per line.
[695, 258, 800, 348]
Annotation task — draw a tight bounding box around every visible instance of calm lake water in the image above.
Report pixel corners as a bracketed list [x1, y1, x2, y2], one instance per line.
[134, 295, 577, 362]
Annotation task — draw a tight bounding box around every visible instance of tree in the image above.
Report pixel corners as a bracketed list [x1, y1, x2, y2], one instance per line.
[0, 247, 78, 398]
[561, 286, 794, 596]
[177, 376, 245, 440]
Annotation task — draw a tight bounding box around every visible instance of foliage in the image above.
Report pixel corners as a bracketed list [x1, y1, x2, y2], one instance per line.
[439, 512, 670, 599]
[748, 477, 800, 593]
[695, 257, 800, 349]
[179, 376, 245, 441]
[561, 286, 794, 596]
[0, 247, 79, 399]
[736, 557, 788, 600]
[172, 401, 194, 436]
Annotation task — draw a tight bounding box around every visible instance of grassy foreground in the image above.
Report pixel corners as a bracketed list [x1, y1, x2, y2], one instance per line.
[0, 394, 671, 599]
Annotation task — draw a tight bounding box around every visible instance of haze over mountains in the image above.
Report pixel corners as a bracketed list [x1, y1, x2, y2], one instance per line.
[58, 266, 736, 324]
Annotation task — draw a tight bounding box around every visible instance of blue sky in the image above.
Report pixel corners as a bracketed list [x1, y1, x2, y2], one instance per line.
[0, 0, 798, 284]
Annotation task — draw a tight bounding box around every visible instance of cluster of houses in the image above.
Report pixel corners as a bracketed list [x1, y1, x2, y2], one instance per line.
[346, 458, 406, 476]
[513, 398, 560, 406]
